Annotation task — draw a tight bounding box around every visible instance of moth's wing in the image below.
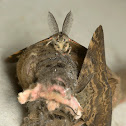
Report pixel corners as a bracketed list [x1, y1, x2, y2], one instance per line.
[75, 25, 107, 92]
[76, 26, 112, 125]
[48, 12, 59, 35]
[62, 11, 73, 35]
[69, 39, 87, 72]
[6, 37, 52, 63]
[6, 48, 27, 63]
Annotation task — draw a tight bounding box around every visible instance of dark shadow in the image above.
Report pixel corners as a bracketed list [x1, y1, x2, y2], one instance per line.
[2, 50, 27, 124]
[3, 60, 22, 93]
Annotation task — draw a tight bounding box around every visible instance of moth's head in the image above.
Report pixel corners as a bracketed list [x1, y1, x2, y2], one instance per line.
[51, 32, 71, 53]
[48, 11, 73, 53]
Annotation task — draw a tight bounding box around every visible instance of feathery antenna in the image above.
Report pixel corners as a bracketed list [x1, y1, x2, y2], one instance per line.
[62, 11, 73, 35]
[48, 12, 59, 35]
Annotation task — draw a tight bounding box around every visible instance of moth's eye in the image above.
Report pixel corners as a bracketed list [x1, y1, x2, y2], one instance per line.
[64, 39, 66, 42]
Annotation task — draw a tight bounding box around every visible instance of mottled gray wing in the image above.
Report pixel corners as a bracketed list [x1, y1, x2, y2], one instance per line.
[48, 12, 59, 35]
[62, 11, 73, 35]
[76, 26, 112, 126]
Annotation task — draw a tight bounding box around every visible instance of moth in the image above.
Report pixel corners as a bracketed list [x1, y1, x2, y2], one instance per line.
[7, 12, 120, 126]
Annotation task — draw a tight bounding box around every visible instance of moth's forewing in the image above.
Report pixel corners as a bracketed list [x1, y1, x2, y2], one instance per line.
[6, 37, 52, 63]
[6, 48, 26, 63]
[76, 26, 112, 126]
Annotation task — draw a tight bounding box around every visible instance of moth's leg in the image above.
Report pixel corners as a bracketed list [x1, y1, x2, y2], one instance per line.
[46, 40, 53, 46]
[62, 46, 71, 56]
[68, 46, 72, 54]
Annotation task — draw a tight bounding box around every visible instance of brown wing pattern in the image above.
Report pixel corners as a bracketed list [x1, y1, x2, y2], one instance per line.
[76, 25, 112, 126]
[6, 37, 52, 63]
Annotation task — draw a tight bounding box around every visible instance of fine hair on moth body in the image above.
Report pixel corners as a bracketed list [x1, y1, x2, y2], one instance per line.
[46, 11, 73, 54]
